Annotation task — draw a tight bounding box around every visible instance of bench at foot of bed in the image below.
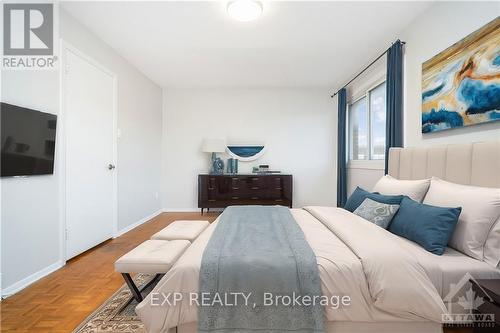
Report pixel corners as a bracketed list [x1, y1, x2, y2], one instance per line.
[114, 239, 190, 302]
[151, 220, 209, 242]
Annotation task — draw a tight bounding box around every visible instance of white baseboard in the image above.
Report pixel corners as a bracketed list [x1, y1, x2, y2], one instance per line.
[1, 260, 64, 299]
[114, 209, 163, 238]
[162, 208, 200, 213]
[1, 210, 163, 299]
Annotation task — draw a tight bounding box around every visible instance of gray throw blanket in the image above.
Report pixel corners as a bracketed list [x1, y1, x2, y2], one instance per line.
[199, 205, 324, 333]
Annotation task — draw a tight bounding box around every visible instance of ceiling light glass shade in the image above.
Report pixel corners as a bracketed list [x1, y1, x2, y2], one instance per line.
[227, 0, 263, 22]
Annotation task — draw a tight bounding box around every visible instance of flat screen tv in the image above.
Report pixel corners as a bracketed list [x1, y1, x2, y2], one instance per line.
[1, 102, 57, 177]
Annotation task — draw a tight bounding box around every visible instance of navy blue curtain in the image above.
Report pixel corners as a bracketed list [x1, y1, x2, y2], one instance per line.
[385, 40, 404, 174]
[337, 88, 347, 207]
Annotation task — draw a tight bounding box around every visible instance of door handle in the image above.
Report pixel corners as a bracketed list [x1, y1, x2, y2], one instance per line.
[108, 164, 116, 170]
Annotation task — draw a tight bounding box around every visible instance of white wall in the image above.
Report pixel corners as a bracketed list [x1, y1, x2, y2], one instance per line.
[162, 88, 336, 210]
[348, 167, 383, 194]
[402, 1, 500, 147]
[1, 71, 61, 293]
[1, 9, 163, 296]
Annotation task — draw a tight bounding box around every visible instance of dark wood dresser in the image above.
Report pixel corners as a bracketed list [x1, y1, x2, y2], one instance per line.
[198, 174, 292, 213]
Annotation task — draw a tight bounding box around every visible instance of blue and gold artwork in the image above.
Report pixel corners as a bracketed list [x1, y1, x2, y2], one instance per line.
[422, 18, 500, 133]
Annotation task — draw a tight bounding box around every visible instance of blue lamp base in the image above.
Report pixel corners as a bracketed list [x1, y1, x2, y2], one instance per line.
[210, 152, 224, 174]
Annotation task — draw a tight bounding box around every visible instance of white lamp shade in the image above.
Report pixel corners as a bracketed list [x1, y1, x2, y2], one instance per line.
[202, 139, 226, 153]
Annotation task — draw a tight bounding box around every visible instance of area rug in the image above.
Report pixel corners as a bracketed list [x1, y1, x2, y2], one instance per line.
[73, 274, 156, 333]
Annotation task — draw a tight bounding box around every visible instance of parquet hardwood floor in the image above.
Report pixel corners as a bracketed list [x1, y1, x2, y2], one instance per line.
[0, 212, 219, 332]
[0, 211, 469, 333]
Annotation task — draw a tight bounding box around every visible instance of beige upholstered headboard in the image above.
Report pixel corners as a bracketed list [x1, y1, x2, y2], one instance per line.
[388, 141, 500, 188]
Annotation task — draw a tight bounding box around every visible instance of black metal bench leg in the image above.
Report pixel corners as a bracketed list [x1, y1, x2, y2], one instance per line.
[141, 273, 162, 292]
[122, 273, 143, 302]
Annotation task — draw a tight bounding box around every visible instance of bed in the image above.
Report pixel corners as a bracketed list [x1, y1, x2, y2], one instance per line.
[136, 141, 500, 333]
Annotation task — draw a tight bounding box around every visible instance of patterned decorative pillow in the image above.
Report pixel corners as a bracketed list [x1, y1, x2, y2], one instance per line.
[353, 198, 400, 229]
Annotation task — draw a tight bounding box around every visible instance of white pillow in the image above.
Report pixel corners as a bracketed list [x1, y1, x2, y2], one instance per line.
[484, 216, 500, 267]
[372, 175, 431, 202]
[423, 177, 500, 261]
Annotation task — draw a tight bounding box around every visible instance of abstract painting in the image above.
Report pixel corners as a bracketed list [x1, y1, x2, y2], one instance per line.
[226, 145, 266, 161]
[421, 17, 500, 133]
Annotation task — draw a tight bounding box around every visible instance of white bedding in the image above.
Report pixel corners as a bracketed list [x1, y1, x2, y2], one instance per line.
[303, 207, 446, 321]
[174, 320, 442, 333]
[395, 238, 500, 298]
[135, 207, 464, 332]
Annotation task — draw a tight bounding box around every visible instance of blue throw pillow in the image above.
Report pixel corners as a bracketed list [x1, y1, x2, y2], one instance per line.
[389, 197, 461, 255]
[344, 187, 404, 212]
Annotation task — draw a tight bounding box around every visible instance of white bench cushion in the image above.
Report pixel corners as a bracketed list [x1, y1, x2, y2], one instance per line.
[115, 239, 190, 274]
[151, 220, 209, 242]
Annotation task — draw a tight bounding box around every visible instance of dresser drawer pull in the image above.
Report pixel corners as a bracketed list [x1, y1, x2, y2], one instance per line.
[275, 199, 283, 202]
[251, 177, 259, 181]
[232, 187, 239, 190]
[275, 187, 282, 190]
[251, 197, 259, 200]
[208, 199, 216, 202]
[208, 187, 215, 190]
[232, 177, 239, 180]
[231, 196, 239, 200]
[251, 187, 259, 190]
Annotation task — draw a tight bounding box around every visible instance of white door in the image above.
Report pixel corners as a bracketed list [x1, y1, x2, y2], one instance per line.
[63, 45, 116, 260]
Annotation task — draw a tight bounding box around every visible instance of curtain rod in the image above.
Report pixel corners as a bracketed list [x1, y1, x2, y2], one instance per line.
[330, 40, 405, 98]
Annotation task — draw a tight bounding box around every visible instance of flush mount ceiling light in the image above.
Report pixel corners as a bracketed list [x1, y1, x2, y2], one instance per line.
[227, 0, 263, 22]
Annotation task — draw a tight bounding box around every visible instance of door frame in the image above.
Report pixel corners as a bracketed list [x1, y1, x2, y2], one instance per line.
[58, 39, 118, 262]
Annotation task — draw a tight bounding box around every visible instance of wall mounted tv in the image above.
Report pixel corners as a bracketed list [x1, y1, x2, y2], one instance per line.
[1, 103, 57, 177]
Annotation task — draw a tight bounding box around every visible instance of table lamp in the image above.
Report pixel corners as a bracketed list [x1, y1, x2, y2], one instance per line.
[202, 139, 226, 174]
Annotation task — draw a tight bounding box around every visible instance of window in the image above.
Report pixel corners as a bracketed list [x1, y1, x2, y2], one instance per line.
[348, 81, 386, 161]
[349, 97, 368, 160]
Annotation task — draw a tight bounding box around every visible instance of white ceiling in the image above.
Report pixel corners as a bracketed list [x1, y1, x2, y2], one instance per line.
[61, 1, 433, 89]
